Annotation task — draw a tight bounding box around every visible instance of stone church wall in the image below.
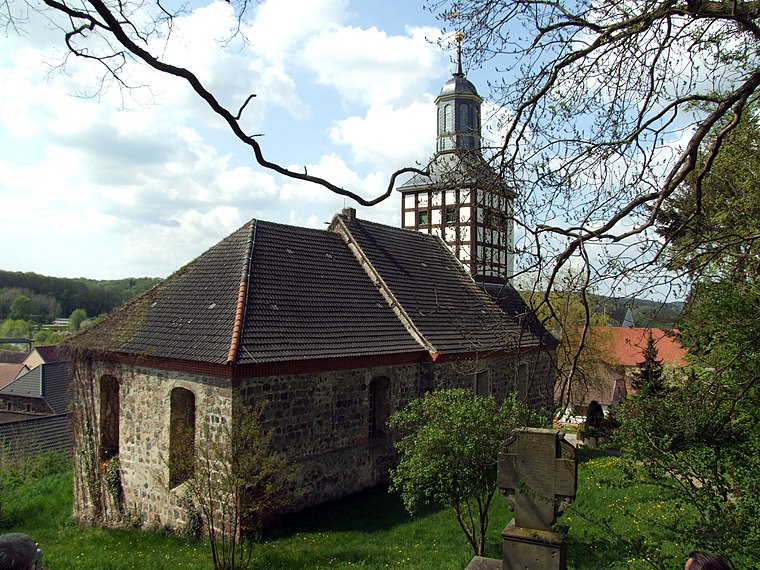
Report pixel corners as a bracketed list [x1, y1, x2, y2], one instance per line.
[236, 362, 422, 509]
[74, 348, 555, 531]
[431, 350, 556, 409]
[73, 363, 233, 530]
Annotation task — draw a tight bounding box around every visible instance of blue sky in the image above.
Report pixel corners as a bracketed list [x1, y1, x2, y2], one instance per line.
[0, 0, 488, 280]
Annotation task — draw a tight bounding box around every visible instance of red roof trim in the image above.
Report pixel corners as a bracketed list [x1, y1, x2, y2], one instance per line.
[227, 222, 256, 365]
[226, 279, 247, 364]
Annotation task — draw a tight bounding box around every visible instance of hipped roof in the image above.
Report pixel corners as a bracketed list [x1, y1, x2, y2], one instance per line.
[69, 210, 554, 368]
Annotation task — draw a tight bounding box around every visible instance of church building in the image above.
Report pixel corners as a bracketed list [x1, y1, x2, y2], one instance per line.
[65, 62, 557, 532]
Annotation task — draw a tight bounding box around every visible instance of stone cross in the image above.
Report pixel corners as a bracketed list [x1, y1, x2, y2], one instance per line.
[464, 428, 577, 570]
[497, 428, 577, 531]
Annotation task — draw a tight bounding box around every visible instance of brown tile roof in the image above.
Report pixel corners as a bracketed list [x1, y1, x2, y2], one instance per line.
[0, 350, 29, 364]
[479, 283, 558, 349]
[236, 220, 424, 363]
[117, 221, 251, 364]
[69, 211, 551, 367]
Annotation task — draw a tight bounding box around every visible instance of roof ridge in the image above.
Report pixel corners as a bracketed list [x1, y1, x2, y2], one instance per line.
[226, 220, 257, 365]
[328, 213, 438, 354]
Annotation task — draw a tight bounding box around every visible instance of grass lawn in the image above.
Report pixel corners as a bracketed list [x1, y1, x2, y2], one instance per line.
[1, 450, 700, 569]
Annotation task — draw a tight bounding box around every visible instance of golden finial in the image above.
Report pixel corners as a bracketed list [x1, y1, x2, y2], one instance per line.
[454, 31, 464, 77]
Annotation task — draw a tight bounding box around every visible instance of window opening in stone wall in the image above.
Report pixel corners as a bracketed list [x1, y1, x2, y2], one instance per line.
[169, 387, 196, 488]
[517, 364, 529, 402]
[474, 371, 489, 397]
[100, 375, 120, 460]
[369, 377, 390, 440]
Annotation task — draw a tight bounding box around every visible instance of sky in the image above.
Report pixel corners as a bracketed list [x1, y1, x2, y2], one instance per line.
[1, 0, 495, 280]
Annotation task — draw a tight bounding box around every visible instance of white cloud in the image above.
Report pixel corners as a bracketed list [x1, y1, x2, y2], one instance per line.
[249, 0, 349, 62]
[115, 206, 247, 278]
[329, 98, 435, 170]
[0, 0, 448, 279]
[302, 25, 444, 106]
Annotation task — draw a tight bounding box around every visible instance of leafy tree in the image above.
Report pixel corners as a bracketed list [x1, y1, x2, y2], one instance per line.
[0, 289, 60, 323]
[9, 295, 33, 321]
[610, 105, 760, 568]
[178, 399, 296, 570]
[519, 270, 613, 413]
[431, 0, 760, 299]
[0, 319, 33, 340]
[614, 280, 760, 569]
[33, 329, 66, 346]
[631, 331, 665, 395]
[0, 271, 159, 317]
[68, 308, 88, 332]
[657, 111, 760, 282]
[389, 389, 543, 556]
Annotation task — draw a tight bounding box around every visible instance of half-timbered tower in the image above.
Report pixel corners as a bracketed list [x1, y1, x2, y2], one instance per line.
[398, 45, 514, 283]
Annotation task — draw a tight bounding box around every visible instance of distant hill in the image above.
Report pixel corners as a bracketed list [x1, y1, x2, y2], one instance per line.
[0, 270, 161, 319]
[594, 296, 684, 329]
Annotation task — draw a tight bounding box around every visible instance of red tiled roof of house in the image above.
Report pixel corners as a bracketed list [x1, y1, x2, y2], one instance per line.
[604, 327, 687, 367]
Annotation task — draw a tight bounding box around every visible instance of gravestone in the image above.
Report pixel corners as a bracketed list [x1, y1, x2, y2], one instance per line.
[464, 428, 577, 570]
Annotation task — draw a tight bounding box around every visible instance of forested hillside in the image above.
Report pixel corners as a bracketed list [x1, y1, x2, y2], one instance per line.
[0, 270, 161, 321]
[596, 296, 683, 329]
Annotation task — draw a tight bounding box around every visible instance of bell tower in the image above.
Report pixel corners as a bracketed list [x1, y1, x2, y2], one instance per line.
[398, 34, 515, 283]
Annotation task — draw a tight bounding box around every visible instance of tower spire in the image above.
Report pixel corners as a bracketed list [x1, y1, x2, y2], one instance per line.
[455, 31, 464, 77]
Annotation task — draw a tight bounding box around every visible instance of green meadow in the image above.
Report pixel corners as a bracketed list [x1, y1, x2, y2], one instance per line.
[2, 450, 700, 569]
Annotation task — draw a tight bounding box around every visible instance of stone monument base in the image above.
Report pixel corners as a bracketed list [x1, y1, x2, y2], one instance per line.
[464, 556, 501, 570]
[501, 518, 567, 570]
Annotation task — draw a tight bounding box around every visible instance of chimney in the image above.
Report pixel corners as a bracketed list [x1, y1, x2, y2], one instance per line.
[341, 207, 357, 223]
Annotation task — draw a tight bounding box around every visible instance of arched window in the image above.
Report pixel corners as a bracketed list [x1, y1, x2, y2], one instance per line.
[100, 375, 120, 460]
[368, 377, 390, 440]
[474, 371, 489, 397]
[169, 387, 196, 487]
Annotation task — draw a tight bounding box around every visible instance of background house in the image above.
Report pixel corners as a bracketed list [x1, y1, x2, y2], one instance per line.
[569, 327, 687, 415]
[0, 346, 72, 455]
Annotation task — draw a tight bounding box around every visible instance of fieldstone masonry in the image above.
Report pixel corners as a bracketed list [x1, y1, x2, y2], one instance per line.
[75, 351, 557, 532]
[466, 428, 577, 570]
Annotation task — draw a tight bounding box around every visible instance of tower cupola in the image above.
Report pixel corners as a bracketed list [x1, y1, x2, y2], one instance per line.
[435, 34, 483, 154]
